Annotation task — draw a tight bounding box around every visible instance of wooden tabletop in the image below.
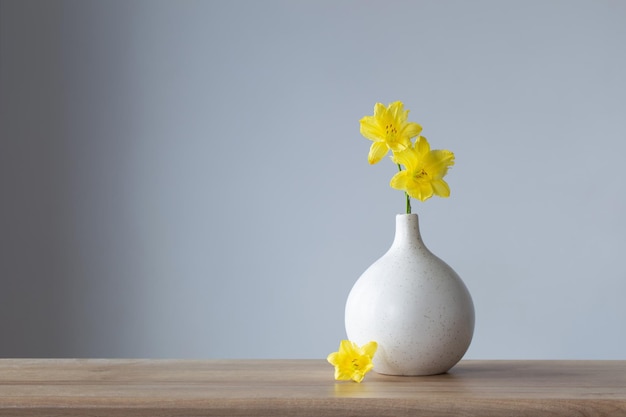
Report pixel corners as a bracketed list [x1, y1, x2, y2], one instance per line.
[1, 359, 625, 416]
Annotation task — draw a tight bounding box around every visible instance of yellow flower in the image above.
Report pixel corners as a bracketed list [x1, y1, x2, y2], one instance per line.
[360, 101, 422, 164]
[390, 136, 455, 202]
[327, 340, 378, 383]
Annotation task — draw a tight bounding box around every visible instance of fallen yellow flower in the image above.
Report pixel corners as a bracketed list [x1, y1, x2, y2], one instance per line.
[327, 340, 378, 383]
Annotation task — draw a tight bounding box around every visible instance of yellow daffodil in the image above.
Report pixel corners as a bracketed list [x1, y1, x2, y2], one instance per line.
[390, 136, 455, 202]
[360, 101, 422, 165]
[327, 340, 377, 383]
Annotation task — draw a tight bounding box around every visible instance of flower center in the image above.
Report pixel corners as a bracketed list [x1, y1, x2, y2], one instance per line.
[414, 168, 428, 181]
[385, 123, 398, 139]
[351, 358, 360, 370]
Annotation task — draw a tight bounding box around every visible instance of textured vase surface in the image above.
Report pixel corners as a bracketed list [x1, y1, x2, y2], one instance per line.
[345, 213, 475, 376]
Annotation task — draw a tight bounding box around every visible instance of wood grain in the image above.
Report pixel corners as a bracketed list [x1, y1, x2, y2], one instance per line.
[0, 360, 625, 416]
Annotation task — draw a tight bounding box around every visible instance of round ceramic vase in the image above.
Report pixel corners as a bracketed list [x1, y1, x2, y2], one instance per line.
[345, 213, 475, 376]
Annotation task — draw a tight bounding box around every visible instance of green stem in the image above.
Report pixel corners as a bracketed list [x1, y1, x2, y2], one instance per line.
[406, 191, 412, 214]
[397, 163, 412, 214]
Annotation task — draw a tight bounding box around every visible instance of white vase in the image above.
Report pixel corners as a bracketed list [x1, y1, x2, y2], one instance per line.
[345, 213, 474, 376]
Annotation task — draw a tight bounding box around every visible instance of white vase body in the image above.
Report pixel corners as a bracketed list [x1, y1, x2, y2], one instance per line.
[345, 213, 474, 376]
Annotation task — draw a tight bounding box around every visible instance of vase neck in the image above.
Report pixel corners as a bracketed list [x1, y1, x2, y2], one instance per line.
[391, 213, 426, 249]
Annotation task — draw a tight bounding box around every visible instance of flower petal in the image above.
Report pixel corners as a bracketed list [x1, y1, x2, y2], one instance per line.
[327, 352, 339, 366]
[432, 179, 451, 197]
[407, 182, 434, 202]
[425, 150, 455, 179]
[390, 171, 411, 191]
[359, 116, 384, 142]
[387, 137, 411, 153]
[415, 135, 431, 156]
[339, 340, 355, 354]
[351, 371, 366, 383]
[391, 147, 417, 171]
[399, 122, 422, 140]
[335, 368, 355, 381]
[387, 101, 405, 121]
[361, 341, 378, 358]
[373, 102, 386, 118]
[368, 142, 389, 164]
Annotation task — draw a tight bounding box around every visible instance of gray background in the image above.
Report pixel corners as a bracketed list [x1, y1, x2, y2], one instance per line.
[1, 0, 625, 359]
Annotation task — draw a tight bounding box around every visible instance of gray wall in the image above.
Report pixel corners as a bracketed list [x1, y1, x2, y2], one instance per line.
[1, 0, 625, 359]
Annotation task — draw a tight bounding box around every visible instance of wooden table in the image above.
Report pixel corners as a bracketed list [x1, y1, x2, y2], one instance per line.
[1, 359, 625, 416]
